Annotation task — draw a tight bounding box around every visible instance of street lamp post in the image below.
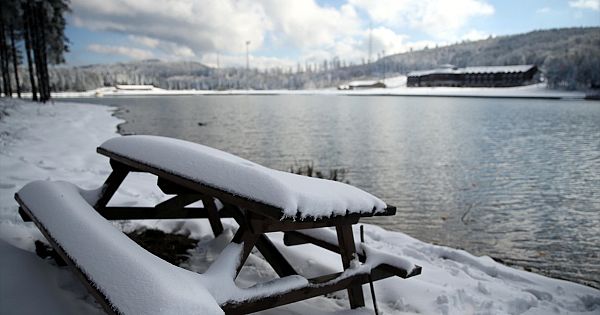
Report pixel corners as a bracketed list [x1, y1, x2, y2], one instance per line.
[246, 41, 250, 71]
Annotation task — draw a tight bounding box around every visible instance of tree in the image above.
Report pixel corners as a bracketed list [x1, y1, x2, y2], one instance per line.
[0, 3, 14, 97]
[10, 23, 22, 98]
[22, 0, 37, 101]
[1, 0, 70, 102]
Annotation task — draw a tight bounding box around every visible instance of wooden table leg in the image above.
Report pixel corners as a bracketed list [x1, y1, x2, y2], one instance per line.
[336, 224, 365, 308]
[231, 224, 260, 277]
[202, 197, 224, 237]
[94, 161, 129, 209]
[255, 234, 297, 277]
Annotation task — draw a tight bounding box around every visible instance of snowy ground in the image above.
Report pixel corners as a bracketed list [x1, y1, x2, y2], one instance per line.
[39, 80, 587, 99]
[0, 98, 598, 314]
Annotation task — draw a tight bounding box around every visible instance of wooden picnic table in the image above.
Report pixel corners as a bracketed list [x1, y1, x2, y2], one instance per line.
[92, 136, 421, 313]
[18, 135, 420, 314]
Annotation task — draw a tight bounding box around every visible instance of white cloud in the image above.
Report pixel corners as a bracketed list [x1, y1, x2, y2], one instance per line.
[260, 0, 361, 49]
[129, 35, 160, 48]
[72, 0, 271, 54]
[72, 0, 497, 68]
[87, 44, 154, 59]
[348, 0, 494, 39]
[71, 0, 369, 67]
[569, 0, 599, 10]
[199, 52, 295, 70]
[536, 7, 552, 14]
[371, 27, 410, 55]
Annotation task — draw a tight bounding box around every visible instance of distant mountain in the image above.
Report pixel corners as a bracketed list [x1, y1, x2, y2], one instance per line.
[48, 59, 211, 91]
[29, 27, 599, 91]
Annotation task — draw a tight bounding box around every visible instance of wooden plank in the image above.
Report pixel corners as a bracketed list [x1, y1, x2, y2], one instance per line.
[231, 225, 260, 277]
[96, 206, 237, 220]
[156, 177, 198, 195]
[15, 194, 120, 315]
[249, 215, 360, 233]
[98, 150, 286, 220]
[284, 231, 422, 279]
[18, 207, 32, 222]
[93, 162, 129, 209]
[202, 197, 224, 237]
[255, 234, 297, 277]
[98, 149, 397, 222]
[336, 224, 365, 308]
[222, 265, 400, 315]
[155, 194, 203, 209]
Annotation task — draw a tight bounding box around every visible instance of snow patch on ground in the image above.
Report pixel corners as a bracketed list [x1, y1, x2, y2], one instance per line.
[0, 98, 598, 314]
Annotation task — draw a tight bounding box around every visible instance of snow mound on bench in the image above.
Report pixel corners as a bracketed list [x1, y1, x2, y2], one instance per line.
[99, 135, 386, 218]
[17, 180, 224, 315]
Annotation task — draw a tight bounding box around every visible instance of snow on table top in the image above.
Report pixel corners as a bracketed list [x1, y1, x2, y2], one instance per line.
[17, 180, 224, 315]
[99, 135, 387, 218]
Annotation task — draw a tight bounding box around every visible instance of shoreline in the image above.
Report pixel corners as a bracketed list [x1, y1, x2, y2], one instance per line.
[9, 83, 590, 100]
[1, 98, 598, 314]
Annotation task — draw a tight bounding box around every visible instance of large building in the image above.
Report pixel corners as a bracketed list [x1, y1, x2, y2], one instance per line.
[407, 65, 538, 87]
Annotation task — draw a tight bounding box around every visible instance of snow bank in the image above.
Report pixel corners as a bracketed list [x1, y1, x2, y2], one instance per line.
[44, 81, 586, 99]
[100, 135, 386, 218]
[1, 98, 598, 315]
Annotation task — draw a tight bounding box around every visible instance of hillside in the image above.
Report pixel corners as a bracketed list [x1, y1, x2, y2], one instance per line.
[376, 27, 600, 90]
[32, 27, 600, 91]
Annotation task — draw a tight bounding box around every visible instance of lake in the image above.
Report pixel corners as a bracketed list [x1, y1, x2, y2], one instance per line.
[63, 95, 600, 289]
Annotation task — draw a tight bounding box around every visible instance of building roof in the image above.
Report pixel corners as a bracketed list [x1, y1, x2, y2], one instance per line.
[408, 65, 536, 77]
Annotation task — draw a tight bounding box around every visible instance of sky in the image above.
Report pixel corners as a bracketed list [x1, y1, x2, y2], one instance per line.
[65, 0, 600, 68]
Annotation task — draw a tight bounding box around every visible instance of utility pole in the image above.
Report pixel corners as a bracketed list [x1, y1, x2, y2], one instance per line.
[245, 41, 250, 90]
[368, 22, 372, 64]
[382, 50, 386, 82]
[368, 21, 372, 77]
[246, 41, 250, 71]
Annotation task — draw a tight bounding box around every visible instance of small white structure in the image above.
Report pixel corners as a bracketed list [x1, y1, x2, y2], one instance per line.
[115, 85, 155, 91]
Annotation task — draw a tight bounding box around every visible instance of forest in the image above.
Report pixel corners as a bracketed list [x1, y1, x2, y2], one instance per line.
[2, 23, 599, 94]
[0, 0, 69, 102]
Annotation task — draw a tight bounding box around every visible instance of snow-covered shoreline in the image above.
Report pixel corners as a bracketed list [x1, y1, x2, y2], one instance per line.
[22, 81, 588, 100]
[0, 98, 598, 314]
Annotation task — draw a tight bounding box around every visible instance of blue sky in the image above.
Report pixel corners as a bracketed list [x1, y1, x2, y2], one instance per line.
[65, 0, 599, 68]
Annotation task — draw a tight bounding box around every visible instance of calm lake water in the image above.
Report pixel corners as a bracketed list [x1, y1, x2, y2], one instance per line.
[63, 95, 600, 288]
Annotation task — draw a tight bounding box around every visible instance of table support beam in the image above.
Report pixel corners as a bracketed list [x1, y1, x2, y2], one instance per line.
[94, 162, 129, 209]
[336, 224, 365, 309]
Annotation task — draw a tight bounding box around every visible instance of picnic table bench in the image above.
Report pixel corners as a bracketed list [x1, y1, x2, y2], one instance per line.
[16, 135, 421, 314]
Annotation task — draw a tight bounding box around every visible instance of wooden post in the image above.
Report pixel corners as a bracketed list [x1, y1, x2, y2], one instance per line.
[255, 234, 297, 277]
[94, 161, 129, 209]
[336, 224, 365, 308]
[202, 197, 224, 237]
[231, 224, 259, 277]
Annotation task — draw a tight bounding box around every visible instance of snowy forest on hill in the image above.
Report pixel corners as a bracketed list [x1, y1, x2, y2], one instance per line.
[38, 27, 600, 92]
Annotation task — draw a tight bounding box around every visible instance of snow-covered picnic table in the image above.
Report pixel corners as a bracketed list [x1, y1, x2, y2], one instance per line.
[16, 135, 421, 314]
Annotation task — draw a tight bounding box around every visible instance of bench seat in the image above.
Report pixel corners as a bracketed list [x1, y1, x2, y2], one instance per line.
[17, 180, 225, 314]
[16, 181, 418, 315]
[17, 181, 310, 314]
[284, 228, 422, 279]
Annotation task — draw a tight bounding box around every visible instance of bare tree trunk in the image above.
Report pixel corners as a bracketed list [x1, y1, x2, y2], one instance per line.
[10, 26, 21, 98]
[36, 3, 50, 102]
[39, 10, 50, 102]
[0, 22, 13, 98]
[30, 3, 46, 102]
[23, 2, 37, 101]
